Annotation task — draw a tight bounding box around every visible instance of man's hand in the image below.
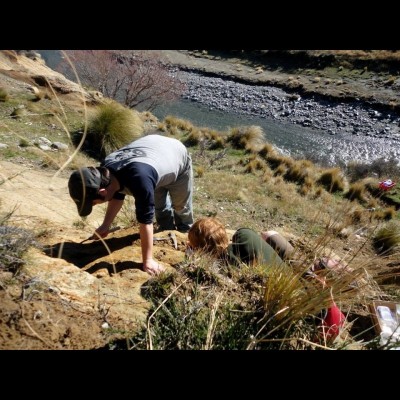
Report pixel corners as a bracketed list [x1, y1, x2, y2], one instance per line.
[143, 259, 165, 276]
[92, 225, 110, 240]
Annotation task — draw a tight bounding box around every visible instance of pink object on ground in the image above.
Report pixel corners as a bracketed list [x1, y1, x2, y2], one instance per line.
[320, 302, 346, 340]
[379, 180, 396, 191]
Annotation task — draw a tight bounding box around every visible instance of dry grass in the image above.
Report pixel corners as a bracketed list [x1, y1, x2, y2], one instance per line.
[227, 125, 264, 151]
[345, 181, 367, 203]
[0, 86, 10, 102]
[373, 221, 400, 254]
[317, 168, 346, 193]
[81, 100, 144, 159]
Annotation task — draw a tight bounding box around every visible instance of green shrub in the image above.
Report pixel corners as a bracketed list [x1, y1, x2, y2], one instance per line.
[18, 138, 30, 148]
[76, 101, 144, 160]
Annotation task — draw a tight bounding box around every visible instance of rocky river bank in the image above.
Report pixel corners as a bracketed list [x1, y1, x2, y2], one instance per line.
[172, 69, 400, 165]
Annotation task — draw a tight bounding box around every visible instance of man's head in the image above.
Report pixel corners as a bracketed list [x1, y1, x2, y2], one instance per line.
[68, 167, 103, 217]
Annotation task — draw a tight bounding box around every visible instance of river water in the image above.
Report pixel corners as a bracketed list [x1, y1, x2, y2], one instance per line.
[153, 97, 384, 166]
[153, 71, 400, 166]
[37, 50, 400, 166]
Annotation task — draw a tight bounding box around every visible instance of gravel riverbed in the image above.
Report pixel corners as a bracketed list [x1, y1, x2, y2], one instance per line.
[175, 69, 400, 165]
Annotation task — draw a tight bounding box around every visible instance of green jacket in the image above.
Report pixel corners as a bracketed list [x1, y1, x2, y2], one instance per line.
[227, 228, 286, 268]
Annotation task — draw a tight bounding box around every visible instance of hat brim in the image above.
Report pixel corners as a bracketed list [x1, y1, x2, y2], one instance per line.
[75, 197, 93, 217]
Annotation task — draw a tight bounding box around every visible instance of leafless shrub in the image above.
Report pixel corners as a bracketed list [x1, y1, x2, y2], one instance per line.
[59, 50, 185, 111]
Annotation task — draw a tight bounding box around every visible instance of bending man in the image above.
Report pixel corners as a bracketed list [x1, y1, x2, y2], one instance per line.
[68, 133, 194, 275]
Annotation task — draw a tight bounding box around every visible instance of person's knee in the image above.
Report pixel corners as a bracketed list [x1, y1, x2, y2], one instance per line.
[262, 231, 294, 260]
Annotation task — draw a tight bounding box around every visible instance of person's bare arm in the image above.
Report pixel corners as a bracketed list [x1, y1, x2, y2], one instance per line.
[95, 198, 124, 238]
[140, 222, 165, 275]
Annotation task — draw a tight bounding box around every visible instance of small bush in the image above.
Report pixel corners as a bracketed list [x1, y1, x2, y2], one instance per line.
[284, 164, 309, 184]
[18, 138, 30, 148]
[374, 207, 397, 221]
[373, 221, 400, 254]
[0, 225, 37, 274]
[195, 166, 205, 178]
[76, 101, 144, 159]
[317, 168, 345, 193]
[0, 87, 10, 102]
[258, 143, 275, 159]
[347, 158, 400, 182]
[227, 126, 264, 150]
[345, 181, 366, 202]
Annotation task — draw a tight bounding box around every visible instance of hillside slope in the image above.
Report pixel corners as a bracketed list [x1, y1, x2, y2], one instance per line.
[0, 50, 399, 350]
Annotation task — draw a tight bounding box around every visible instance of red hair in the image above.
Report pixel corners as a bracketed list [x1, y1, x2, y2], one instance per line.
[188, 217, 229, 257]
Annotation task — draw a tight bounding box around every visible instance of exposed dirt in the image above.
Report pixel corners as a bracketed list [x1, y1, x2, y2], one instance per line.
[0, 159, 190, 349]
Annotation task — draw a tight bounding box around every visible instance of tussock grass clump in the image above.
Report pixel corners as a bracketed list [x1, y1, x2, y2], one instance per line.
[243, 156, 266, 174]
[363, 178, 381, 197]
[18, 138, 30, 148]
[265, 153, 287, 170]
[182, 128, 227, 152]
[251, 263, 359, 348]
[10, 105, 27, 119]
[373, 221, 400, 254]
[345, 181, 366, 202]
[374, 207, 397, 221]
[317, 168, 345, 193]
[207, 130, 226, 150]
[349, 208, 363, 223]
[77, 101, 144, 159]
[195, 166, 205, 178]
[0, 86, 10, 102]
[182, 129, 203, 147]
[284, 163, 310, 184]
[157, 122, 167, 132]
[164, 116, 194, 133]
[313, 187, 324, 198]
[274, 164, 287, 176]
[227, 125, 264, 151]
[258, 143, 275, 159]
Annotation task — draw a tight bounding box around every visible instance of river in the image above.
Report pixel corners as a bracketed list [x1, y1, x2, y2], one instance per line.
[153, 70, 400, 166]
[37, 50, 400, 166]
